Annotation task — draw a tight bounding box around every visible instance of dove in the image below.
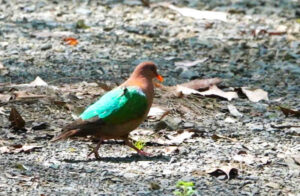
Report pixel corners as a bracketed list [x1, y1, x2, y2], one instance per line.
[51, 62, 163, 159]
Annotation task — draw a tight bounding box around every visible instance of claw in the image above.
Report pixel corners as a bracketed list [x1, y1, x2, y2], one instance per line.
[87, 139, 102, 159]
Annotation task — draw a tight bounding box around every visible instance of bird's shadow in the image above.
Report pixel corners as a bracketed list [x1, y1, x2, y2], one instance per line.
[62, 154, 171, 163]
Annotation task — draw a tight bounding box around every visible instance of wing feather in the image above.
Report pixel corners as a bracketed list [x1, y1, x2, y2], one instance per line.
[80, 86, 148, 124]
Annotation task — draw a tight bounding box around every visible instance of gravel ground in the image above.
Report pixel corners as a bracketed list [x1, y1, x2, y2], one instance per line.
[0, 0, 299, 195]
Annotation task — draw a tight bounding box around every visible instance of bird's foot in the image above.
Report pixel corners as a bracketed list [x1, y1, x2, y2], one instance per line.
[87, 150, 100, 160]
[137, 150, 152, 157]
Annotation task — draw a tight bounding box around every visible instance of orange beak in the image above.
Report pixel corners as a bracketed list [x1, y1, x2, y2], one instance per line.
[156, 74, 164, 82]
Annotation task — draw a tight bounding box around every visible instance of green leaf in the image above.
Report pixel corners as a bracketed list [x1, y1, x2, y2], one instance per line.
[134, 140, 146, 150]
[76, 19, 90, 29]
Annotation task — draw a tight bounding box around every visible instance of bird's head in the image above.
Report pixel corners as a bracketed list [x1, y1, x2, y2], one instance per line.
[132, 62, 164, 82]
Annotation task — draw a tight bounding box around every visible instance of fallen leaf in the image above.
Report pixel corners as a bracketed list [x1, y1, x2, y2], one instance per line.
[176, 85, 200, 96]
[0, 94, 12, 103]
[32, 31, 75, 38]
[0, 62, 4, 69]
[292, 155, 300, 165]
[180, 78, 221, 90]
[268, 31, 286, 36]
[0, 107, 7, 116]
[207, 166, 238, 180]
[176, 85, 238, 101]
[233, 154, 255, 165]
[76, 19, 90, 29]
[165, 130, 195, 145]
[8, 107, 25, 130]
[15, 163, 29, 171]
[241, 87, 268, 102]
[284, 156, 300, 171]
[271, 124, 300, 129]
[0, 144, 42, 154]
[53, 100, 67, 107]
[200, 85, 238, 101]
[14, 91, 47, 100]
[227, 104, 243, 117]
[158, 3, 227, 21]
[29, 76, 48, 86]
[0, 62, 9, 76]
[0, 146, 10, 153]
[211, 134, 237, 142]
[175, 58, 208, 68]
[66, 104, 85, 115]
[279, 107, 300, 117]
[224, 116, 236, 123]
[147, 106, 170, 121]
[164, 146, 179, 155]
[15, 143, 42, 153]
[251, 29, 286, 37]
[32, 122, 49, 130]
[64, 37, 78, 46]
[233, 152, 270, 166]
[149, 182, 160, 190]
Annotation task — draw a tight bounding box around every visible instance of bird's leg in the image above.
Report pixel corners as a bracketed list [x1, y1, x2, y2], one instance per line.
[87, 138, 103, 159]
[124, 138, 152, 157]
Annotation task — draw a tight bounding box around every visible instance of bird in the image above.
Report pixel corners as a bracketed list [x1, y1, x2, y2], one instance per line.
[51, 62, 164, 159]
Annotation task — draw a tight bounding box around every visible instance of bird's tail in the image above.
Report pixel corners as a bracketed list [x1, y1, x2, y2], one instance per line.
[51, 129, 79, 142]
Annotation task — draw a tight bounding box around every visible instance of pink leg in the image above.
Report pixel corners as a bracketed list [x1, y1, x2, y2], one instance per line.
[87, 139, 103, 159]
[124, 138, 152, 157]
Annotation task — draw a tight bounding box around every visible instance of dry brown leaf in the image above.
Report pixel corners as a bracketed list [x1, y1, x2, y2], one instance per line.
[147, 106, 170, 121]
[180, 78, 221, 90]
[207, 166, 238, 180]
[175, 58, 208, 68]
[8, 107, 25, 130]
[251, 29, 286, 37]
[14, 91, 47, 100]
[279, 107, 300, 118]
[0, 94, 12, 103]
[241, 87, 268, 102]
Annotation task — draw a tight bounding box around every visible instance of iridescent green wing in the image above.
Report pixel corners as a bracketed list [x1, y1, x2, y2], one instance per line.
[80, 86, 148, 124]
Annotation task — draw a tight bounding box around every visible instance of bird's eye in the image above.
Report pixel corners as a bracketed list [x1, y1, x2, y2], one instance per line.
[150, 66, 156, 72]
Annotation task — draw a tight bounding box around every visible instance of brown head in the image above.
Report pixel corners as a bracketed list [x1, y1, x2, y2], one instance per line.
[130, 61, 164, 82]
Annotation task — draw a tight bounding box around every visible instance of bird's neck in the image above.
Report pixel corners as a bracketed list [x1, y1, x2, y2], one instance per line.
[123, 76, 154, 103]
